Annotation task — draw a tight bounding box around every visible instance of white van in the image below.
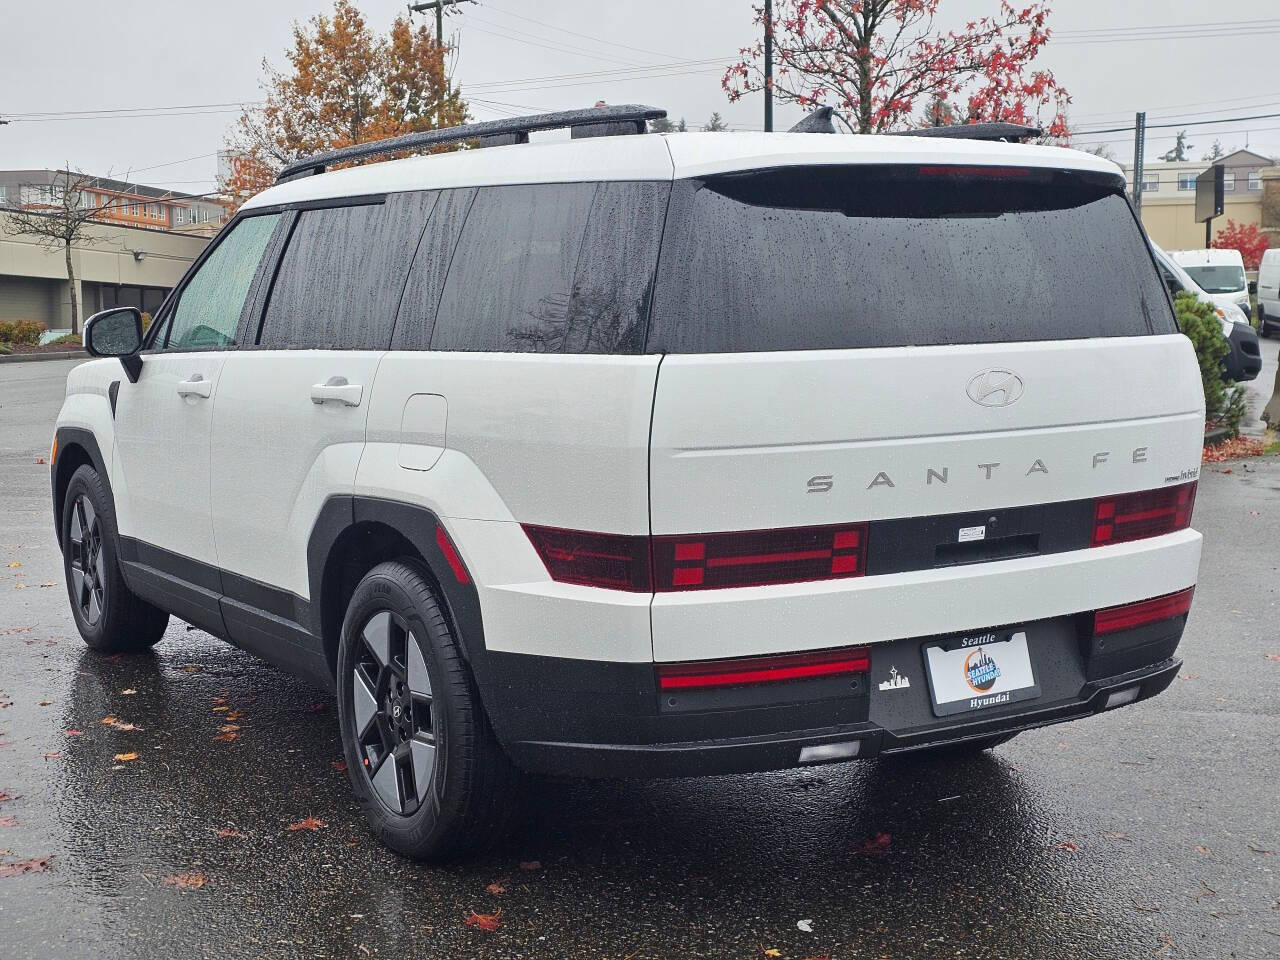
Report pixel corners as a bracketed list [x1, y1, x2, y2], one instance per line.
[1168, 248, 1252, 321]
[1258, 248, 1280, 337]
[53, 106, 1206, 860]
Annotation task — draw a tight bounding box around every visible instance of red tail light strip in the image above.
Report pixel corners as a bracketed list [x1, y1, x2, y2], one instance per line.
[435, 524, 472, 585]
[653, 523, 868, 592]
[657, 646, 871, 690]
[1093, 587, 1194, 635]
[1092, 482, 1196, 547]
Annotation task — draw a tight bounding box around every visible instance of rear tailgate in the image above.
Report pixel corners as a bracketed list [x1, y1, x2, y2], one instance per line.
[645, 162, 1204, 662]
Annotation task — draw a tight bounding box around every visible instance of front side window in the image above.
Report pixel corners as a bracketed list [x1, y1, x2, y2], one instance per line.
[1182, 264, 1247, 295]
[649, 165, 1176, 353]
[163, 213, 280, 351]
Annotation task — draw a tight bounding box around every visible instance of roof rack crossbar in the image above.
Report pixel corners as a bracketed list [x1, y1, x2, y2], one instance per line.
[887, 122, 1042, 143]
[275, 104, 667, 182]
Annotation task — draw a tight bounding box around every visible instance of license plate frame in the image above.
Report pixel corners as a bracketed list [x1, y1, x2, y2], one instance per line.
[922, 628, 1041, 717]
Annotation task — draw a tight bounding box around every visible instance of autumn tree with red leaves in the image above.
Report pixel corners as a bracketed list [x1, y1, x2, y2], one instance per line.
[1213, 220, 1270, 272]
[723, 0, 1070, 138]
[222, 0, 467, 211]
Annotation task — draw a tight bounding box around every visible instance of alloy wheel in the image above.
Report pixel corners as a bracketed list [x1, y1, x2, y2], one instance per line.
[350, 610, 437, 816]
[68, 495, 105, 625]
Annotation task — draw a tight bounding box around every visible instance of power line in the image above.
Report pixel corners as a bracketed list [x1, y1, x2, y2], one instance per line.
[482, 1, 686, 63]
[1074, 110, 1280, 137]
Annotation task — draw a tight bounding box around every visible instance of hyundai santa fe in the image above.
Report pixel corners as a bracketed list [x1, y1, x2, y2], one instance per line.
[51, 105, 1204, 860]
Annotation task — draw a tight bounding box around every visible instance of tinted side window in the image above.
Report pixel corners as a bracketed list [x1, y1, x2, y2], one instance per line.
[570, 181, 670, 354]
[165, 213, 280, 351]
[391, 188, 475, 351]
[258, 192, 435, 350]
[432, 184, 597, 352]
[649, 167, 1175, 353]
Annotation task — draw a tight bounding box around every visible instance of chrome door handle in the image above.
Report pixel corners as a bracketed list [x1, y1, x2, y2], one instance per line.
[176, 374, 212, 399]
[310, 376, 363, 407]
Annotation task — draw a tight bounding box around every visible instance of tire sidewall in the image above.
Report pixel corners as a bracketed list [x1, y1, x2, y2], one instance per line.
[336, 563, 460, 855]
[61, 466, 117, 648]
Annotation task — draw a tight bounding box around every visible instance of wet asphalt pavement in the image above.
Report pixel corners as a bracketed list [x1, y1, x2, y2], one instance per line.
[1, 357, 1278, 960]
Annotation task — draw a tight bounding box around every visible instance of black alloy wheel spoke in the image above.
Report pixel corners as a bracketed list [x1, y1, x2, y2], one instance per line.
[68, 496, 104, 625]
[351, 610, 436, 816]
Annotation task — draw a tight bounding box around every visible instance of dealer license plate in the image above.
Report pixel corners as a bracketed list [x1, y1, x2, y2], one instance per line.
[923, 629, 1041, 717]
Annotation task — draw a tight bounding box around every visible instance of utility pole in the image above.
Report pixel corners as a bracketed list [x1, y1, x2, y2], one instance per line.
[1131, 110, 1146, 218]
[763, 0, 773, 132]
[408, 0, 473, 126]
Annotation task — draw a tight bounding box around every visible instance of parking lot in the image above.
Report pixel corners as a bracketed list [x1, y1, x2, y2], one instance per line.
[1, 356, 1278, 960]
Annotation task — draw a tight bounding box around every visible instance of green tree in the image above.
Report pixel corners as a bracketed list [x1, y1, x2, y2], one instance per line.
[650, 116, 689, 133]
[1161, 130, 1193, 162]
[702, 112, 729, 132]
[1174, 291, 1246, 435]
[1201, 139, 1226, 162]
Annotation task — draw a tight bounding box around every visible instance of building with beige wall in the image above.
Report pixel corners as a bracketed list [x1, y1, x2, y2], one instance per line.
[0, 210, 210, 331]
[1122, 149, 1276, 252]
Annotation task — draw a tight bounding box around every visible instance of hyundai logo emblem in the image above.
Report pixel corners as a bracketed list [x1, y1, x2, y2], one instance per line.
[966, 369, 1024, 407]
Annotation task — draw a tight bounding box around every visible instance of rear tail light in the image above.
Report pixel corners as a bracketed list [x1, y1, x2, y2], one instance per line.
[652, 523, 868, 592]
[522, 526, 651, 592]
[918, 165, 1032, 178]
[657, 646, 871, 690]
[1092, 482, 1196, 547]
[1093, 587, 1194, 635]
[523, 522, 869, 593]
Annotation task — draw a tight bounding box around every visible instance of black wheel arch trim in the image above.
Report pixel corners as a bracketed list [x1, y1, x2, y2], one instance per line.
[52, 427, 112, 550]
[307, 495, 490, 678]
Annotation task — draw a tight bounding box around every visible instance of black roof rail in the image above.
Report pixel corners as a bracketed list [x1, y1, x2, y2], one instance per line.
[275, 104, 668, 183]
[887, 122, 1042, 143]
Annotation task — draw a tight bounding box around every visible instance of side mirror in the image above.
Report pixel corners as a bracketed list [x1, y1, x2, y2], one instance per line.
[84, 307, 144, 382]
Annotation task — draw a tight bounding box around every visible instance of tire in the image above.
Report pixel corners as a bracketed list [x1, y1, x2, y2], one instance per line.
[1260, 307, 1271, 338]
[883, 732, 1018, 761]
[60, 465, 169, 653]
[336, 560, 519, 861]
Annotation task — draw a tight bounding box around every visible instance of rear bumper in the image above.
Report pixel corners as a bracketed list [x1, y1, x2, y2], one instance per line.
[487, 612, 1188, 779]
[1225, 323, 1262, 381]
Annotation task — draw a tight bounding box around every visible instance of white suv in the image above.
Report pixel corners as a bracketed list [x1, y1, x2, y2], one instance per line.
[52, 106, 1205, 860]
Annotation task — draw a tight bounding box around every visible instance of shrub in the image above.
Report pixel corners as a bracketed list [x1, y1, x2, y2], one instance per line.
[0, 342, 11, 355]
[1175, 291, 1247, 435]
[1213, 220, 1269, 271]
[0, 320, 46, 346]
[51, 333, 82, 345]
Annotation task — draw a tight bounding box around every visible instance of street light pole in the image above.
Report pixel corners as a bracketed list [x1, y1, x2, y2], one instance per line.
[763, 0, 773, 132]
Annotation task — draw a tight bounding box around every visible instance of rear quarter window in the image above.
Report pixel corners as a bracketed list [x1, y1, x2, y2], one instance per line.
[430, 181, 669, 354]
[648, 165, 1176, 353]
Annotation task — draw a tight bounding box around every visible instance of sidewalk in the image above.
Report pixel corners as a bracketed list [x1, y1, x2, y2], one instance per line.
[1241, 336, 1277, 436]
[0, 350, 88, 365]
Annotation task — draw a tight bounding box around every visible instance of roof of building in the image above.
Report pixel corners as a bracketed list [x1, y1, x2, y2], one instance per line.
[242, 131, 1122, 211]
[0, 169, 216, 204]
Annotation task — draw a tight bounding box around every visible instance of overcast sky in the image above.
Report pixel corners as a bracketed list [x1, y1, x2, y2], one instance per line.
[3, 0, 1278, 195]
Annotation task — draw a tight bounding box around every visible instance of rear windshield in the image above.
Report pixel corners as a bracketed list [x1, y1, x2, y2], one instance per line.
[648, 165, 1176, 353]
[1181, 264, 1246, 295]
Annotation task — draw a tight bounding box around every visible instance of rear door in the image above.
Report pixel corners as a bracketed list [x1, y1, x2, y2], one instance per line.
[208, 193, 433, 663]
[645, 164, 1203, 661]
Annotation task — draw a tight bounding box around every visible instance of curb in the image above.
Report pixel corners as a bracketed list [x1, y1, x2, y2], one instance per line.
[1204, 426, 1232, 447]
[0, 350, 89, 365]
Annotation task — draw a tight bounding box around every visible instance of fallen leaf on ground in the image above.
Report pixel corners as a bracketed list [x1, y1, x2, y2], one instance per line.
[212, 731, 238, 743]
[518, 860, 542, 872]
[486, 882, 506, 895]
[163, 872, 207, 891]
[0, 855, 49, 877]
[464, 907, 502, 932]
[1103, 831, 1129, 841]
[121, 689, 137, 696]
[215, 828, 244, 839]
[1247, 844, 1273, 855]
[113, 752, 138, 762]
[331, 759, 348, 772]
[761, 946, 781, 958]
[6, 562, 18, 569]
[0, 791, 20, 803]
[211, 696, 227, 705]
[1053, 841, 1081, 853]
[225, 711, 244, 722]
[183, 665, 202, 674]
[41, 752, 60, 761]
[218, 724, 240, 733]
[1195, 844, 1211, 855]
[856, 832, 892, 854]
[14, 584, 25, 591]
[37, 699, 51, 706]
[286, 817, 327, 832]
[64, 729, 83, 737]
[211, 706, 229, 713]
[0, 817, 17, 827]
[34, 458, 46, 465]
[38, 582, 55, 588]
[1266, 654, 1280, 663]
[0, 741, 11, 749]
